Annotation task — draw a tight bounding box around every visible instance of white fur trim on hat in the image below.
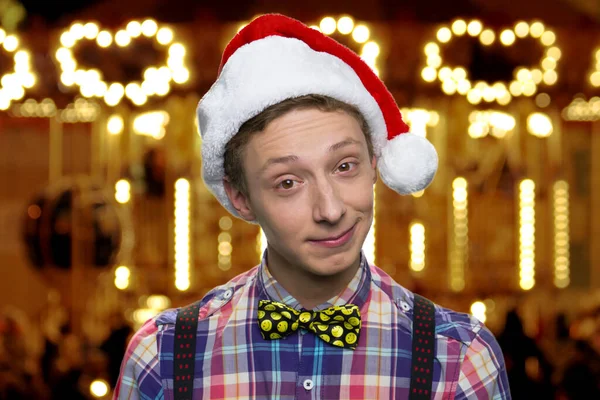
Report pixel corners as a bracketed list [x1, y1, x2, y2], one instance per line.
[378, 133, 438, 194]
[198, 35, 388, 217]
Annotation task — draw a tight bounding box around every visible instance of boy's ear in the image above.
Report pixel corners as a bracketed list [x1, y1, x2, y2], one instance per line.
[223, 177, 256, 222]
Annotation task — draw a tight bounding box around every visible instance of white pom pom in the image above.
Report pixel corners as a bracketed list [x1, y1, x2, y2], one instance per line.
[377, 133, 438, 194]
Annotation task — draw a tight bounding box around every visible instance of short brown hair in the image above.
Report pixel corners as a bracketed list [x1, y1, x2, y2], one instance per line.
[223, 95, 374, 196]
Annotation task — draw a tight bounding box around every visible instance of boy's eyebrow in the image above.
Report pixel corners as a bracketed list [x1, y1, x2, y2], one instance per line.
[260, 155, 299, 173]
[327, 138, 362, 153]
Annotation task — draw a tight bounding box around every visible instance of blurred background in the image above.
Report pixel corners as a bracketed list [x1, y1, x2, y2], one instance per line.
[1, 0, 599, 399]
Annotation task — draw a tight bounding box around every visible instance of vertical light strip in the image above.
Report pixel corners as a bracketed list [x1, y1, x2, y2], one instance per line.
[218, 216, 233, 271]
[257, 228, 267, 260]
[409, 221, 425, 272]
[362, 185, 377, 263]
[450, 177, 468, 292]
[115, 179, 131, 204]
[553, 180, 570, 288]
[114, 265, 130, 290]
[519, 179, 536, 290]
[174, 178, 190, 291]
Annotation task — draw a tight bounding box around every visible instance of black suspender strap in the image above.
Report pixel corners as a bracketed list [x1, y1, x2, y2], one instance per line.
[409, 294, 436, 400]
[173, 301, 201, 400]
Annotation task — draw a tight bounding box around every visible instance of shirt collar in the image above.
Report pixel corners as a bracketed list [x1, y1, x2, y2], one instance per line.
[257, 250, 372, 311]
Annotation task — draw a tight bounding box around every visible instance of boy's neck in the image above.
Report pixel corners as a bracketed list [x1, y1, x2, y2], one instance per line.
[265, 248, 362, 310]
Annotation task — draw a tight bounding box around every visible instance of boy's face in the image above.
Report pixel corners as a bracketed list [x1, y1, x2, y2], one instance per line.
[225, 108, 377, 277]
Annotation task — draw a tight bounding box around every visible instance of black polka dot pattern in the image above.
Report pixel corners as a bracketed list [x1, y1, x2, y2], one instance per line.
[408, 294, 436, 399]
[258, 300, 361, 350]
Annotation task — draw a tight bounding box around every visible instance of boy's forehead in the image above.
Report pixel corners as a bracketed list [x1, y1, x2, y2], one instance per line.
[248, 110, 364, 153]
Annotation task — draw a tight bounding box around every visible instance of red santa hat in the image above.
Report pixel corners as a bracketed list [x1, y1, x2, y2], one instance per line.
[197, 14, 438, 217]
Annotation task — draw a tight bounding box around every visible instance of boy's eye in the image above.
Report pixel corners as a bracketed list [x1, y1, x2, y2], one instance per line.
[279, 179, 294, 190]
[338, 163, 351, 172]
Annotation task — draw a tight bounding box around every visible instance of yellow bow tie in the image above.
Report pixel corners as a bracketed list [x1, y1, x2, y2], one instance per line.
[257, 300, 361, 349]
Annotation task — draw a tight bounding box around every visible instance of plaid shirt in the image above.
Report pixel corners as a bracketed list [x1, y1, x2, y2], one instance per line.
[114, 253, 510, 399]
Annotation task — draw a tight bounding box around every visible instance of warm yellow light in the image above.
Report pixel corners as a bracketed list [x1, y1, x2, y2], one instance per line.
[442, 79, 457, 95]
[522, 81, 537, 97]
[352, 24, 370, 43]
[115, 30, 131, 47]
[468, 111, 515, 139]
[437, 27, 452, 43]
[133, 110, 169, 140]
[519, 179, 536, 291]
[424, 42, 439, 55]
[480, 29, 495, 45]
[59, 32, 75, 48]
[514, 21, 529, 38]
[547, 46, 562, 60]
[543, 70, 558, 85]
[169, 43, 186, 58]
[114, 266, 130, 290]
[115, 179, 131, 204]
[421, 67, 437, 82]
[90, 379, 109, 398]
[55, 48, 72, 63]
[126, 21, 142, 37]
[3, 35, 18, 52]
[105, 83, 125, 106]
[467, 20, 482, 36]
[457, 79, 471, 95]
[320, 17, 337, 35]
[591, 71, 600, 87]
[509, 81, 523, 96]
[410, 222, 426, 272]
[218, 241, 232, 256]
[337, 16, 354, 34]
[470, 301, 487, 323]
[530, 21, 545, 38]
[156, 27, 174, 45]
[400, 108, 439, 138]
[553, 181, 569, 289]
[172, 68, 190, 84]
[427, 54, 442, 68]
[70, 22, 85, 40]
[174, 178, 191, 291]
[107, 114, 124, 135]
[467, 88, 482, 104]
[520, 279, 535, 290]
[141, 19, 158, 37]
[219, 216, 233, 231]
[542, 57, 557, 71]
[500, 30, 516, 46]
[527, 112, 553, 137]
[451, 19, 467, 36]
[96, 31, 112, 47]
[541, 31, 556, 46]
[438, 66, 452, 81]
[535, 93, 551, 108]
[362, 41, 380, 58]
[450, 177, 468, 292]
[83, 22, 99, 40]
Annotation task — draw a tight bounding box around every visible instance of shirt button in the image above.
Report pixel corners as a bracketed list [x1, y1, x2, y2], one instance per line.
[223, 289, 233, 300]
[400, 300, 411, 312]
[303, 379, 314, 390]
